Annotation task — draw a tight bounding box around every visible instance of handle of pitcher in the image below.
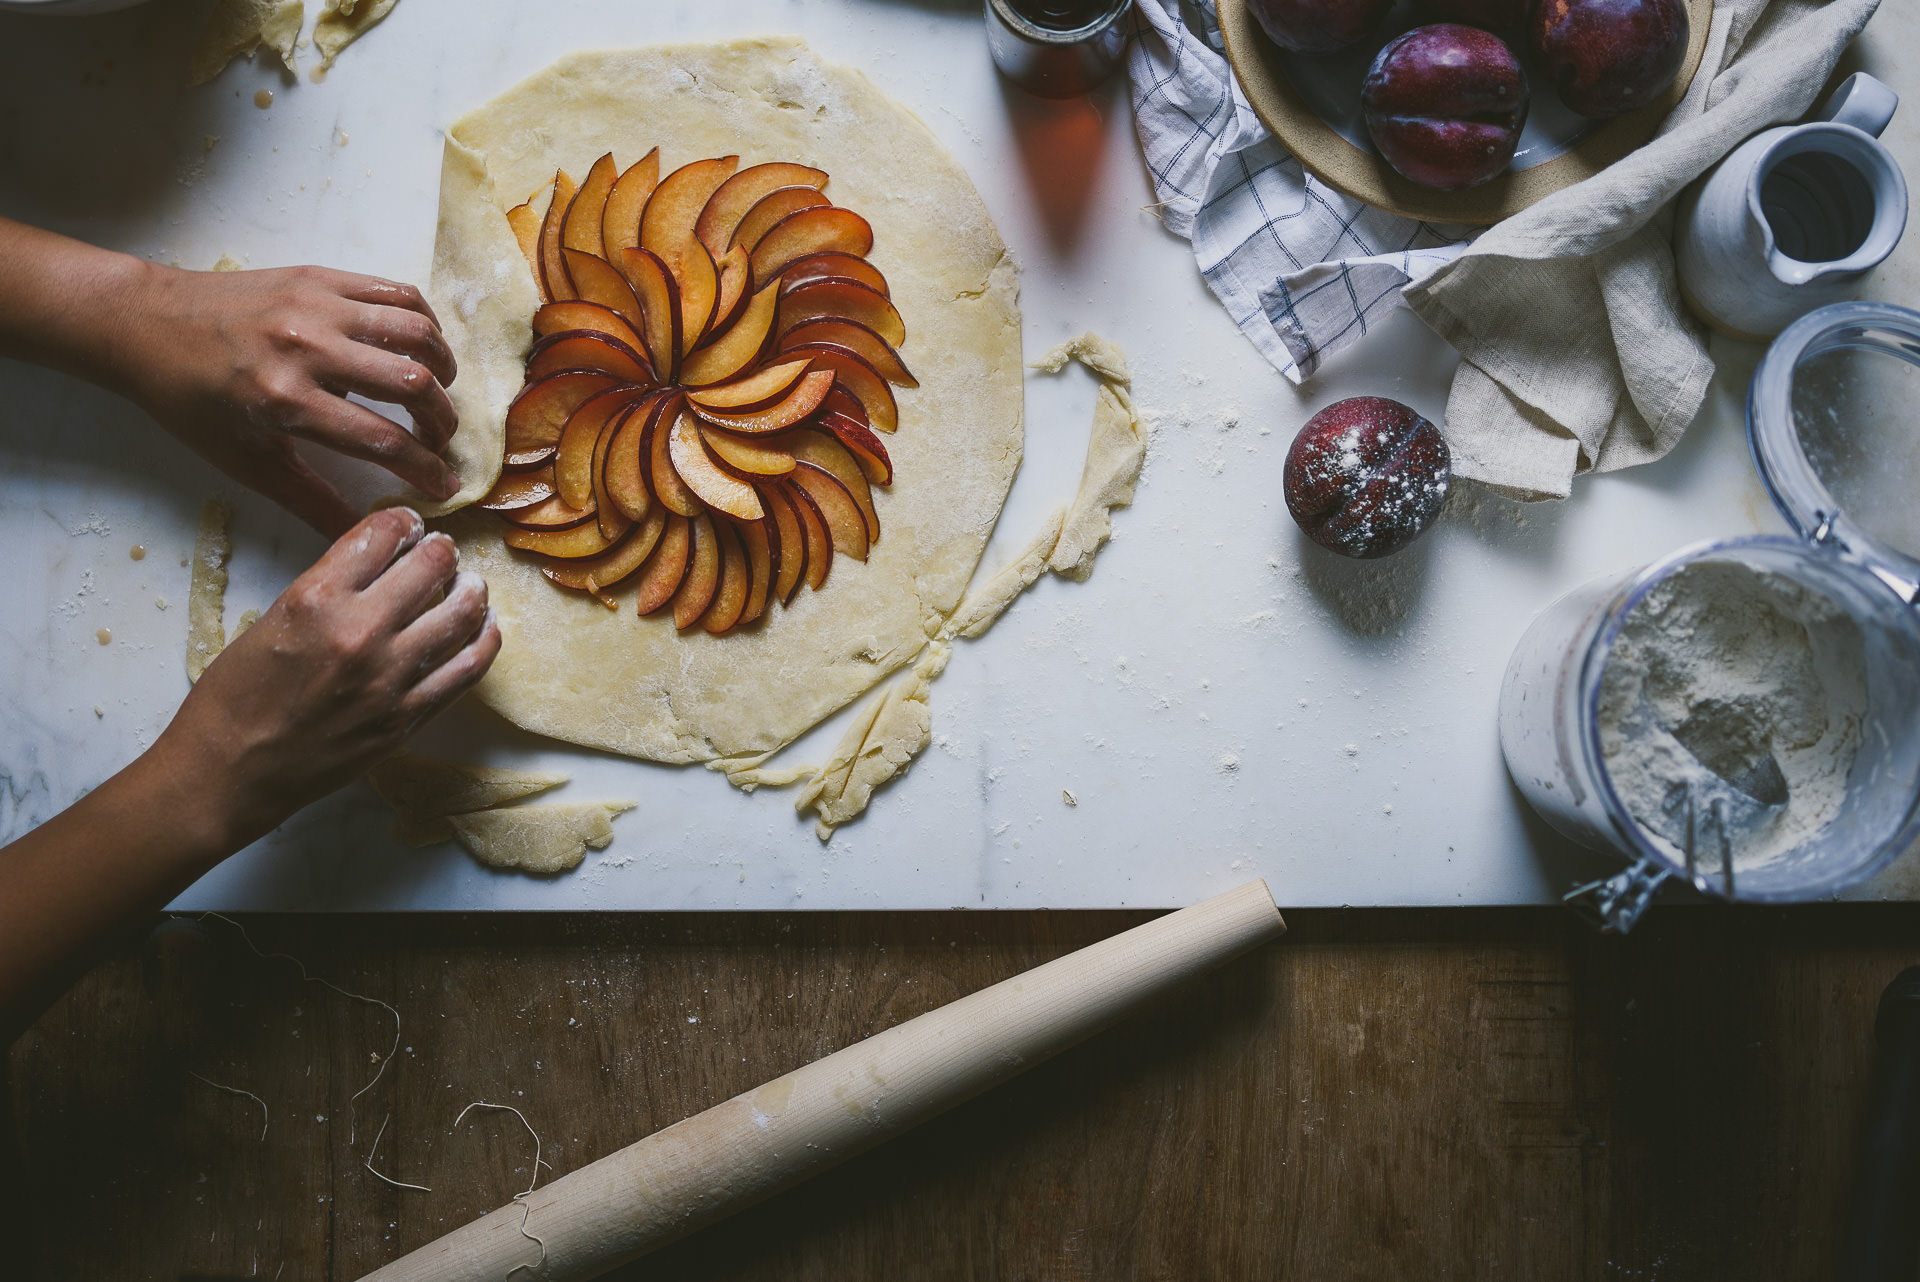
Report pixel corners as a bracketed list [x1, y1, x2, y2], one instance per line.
[1818, 72, 1899, 139]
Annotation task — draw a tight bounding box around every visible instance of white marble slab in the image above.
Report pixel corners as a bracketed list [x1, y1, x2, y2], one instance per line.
[0, 0, 1911, 909]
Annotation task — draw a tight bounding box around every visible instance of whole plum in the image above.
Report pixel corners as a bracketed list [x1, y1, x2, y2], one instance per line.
[1284, 397, 1451, 560]
[1532, 0, 1687, 118]
[1414, 0, 1531, 28]
[1362, 24, 1529, 191]
[1245, 0, 1394, 54]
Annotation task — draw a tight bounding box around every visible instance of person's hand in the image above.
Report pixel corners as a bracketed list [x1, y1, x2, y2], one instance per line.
[0, 507, 496, 1035]
[115, 264, 462, 537]
[0, 222, 461, 536]
[156, 506, 500, 848]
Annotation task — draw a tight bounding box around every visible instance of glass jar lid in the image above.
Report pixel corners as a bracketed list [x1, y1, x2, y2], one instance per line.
[1747, 300, 1920, 603]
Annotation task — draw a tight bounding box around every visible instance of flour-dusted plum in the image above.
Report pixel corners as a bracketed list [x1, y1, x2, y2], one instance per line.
[1532, 0, 1687, 118]
[1284, 397, 1451, 559]
[1245, 0, 1394, 54]
[1362, 25, 1529, 191]
[1414, 0, 1531, 28]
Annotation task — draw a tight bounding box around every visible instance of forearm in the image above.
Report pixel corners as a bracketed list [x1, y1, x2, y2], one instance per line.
[1, 221, 464, 534]
[0, 215, 155, 395]
[0, 736, 239, 1041]
[0, 505, 496, 1043]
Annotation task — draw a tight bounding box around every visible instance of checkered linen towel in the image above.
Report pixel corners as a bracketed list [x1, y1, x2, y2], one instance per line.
[1126, 0, 1474, 382]
[1129, 0, 1881, 499]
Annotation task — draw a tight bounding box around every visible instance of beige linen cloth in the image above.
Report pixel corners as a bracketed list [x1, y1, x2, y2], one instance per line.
[1405, 0, 1881, 499]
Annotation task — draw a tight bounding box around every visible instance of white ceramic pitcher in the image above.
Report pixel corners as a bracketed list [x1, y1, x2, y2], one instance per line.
[1676, 73, 1907, 341]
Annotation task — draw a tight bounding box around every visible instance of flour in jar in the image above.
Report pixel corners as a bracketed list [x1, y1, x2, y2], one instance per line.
[1597, 560, 1867, 871]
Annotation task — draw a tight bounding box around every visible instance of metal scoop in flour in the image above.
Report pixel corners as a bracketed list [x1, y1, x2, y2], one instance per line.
[1671, 711, 1790, 807]
[1656, 717, 1790, 898]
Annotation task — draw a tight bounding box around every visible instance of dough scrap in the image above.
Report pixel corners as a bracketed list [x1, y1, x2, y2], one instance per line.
[709, 760, 822, 794]
[1030, 330, 1130, 382]
[1030, 333, 1145, 581]
[943, 509, 1063, 641]
[188, 0, 302, 85]
[186, 500, 232, 684]
[315, 0, 400, 69]
[448, 801, 632, 875]
[368, 751, 569, 847]
[795, 643, 949, 838]
[434, 40, 1023, 766]
[778, 332, 1146, 836]
[945, 333, 1146, 634]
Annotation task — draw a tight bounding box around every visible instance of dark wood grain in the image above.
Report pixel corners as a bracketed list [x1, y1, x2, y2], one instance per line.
[6, 905, 1917, 1280]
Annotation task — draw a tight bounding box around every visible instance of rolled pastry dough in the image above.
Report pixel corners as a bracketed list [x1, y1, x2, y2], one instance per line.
[430, 39, 1024, 765]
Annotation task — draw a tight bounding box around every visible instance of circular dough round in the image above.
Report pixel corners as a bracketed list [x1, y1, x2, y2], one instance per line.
[429, 38, 1024, 764]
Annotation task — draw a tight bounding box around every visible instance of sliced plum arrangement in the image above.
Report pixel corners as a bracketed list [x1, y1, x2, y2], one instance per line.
[483, 153, 909, 635]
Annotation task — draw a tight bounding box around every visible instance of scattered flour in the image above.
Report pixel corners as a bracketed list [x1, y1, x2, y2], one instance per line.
[1598, 561, 1867, 872]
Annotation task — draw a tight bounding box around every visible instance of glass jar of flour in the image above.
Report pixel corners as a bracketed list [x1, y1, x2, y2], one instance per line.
[1498, 302, 1920, 930]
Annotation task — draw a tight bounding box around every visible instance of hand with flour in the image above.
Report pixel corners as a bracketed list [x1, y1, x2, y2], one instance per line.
[171, 507, 501, 847]
[0, 508, 499, 1042]
[0, 215, 460, 536]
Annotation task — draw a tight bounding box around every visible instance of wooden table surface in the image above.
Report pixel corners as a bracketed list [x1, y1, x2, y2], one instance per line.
[6, 903, 1918, 1280]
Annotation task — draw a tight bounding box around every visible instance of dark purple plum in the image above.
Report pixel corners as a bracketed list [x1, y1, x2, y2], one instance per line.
[1532, 0, 1687, 118]
[1414, 0, 1531, 27]
[1361, 24, 1529, 190]
[1245, 0, 1394, 54]
[1284, 397, 1451, 560]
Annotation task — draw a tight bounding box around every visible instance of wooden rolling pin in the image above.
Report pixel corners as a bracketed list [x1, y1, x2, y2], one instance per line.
[358, 879, 1285, 1282]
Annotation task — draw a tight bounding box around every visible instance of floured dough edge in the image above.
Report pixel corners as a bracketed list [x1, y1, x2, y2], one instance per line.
[714, 333, 1147, 838]
[188, 0, 302, 85]
[363, 753, 636, 877]
[448, 801, 632, 875]
[367, 751, 569, 846]
[433, 38, 1025, 768]
[790, 641, 950, 839]
[185, 499, 233, 684]
[415, 132, 538, 518]
[316, 0, 400, 68]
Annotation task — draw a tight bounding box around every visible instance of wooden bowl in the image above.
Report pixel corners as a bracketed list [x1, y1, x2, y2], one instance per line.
[1218, 0, 1713, 225]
